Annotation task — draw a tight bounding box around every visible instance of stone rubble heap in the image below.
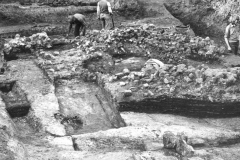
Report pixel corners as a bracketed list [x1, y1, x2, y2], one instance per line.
[3, 24, 226, 64]
[3, 26, 236, 103]
[3, 32, 70, 58]
[110, 60, 240, 102]
[77, 25, 226, 64]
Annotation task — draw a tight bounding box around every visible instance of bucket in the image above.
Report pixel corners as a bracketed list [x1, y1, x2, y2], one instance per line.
[174, 25, 195, 36]
[175, 25, 190, 33]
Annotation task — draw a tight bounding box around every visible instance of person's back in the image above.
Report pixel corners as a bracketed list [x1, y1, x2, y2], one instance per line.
[67, 13, 86, 37]
[98, 0, 109, 14]
[97, 0, 113, 30]
[72, 14, 86, 25]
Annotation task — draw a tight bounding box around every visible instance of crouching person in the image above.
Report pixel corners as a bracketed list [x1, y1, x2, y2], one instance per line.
[67, 13, 86, 38]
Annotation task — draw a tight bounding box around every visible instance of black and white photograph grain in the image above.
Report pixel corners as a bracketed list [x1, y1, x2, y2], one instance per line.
[0, 0, 240, 160]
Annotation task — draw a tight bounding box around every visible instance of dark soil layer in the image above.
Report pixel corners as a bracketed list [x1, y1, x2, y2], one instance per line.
[119, 96, 240, 118]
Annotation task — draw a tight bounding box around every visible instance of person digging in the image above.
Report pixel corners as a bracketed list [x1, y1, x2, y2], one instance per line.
[67, 13, 86, 38]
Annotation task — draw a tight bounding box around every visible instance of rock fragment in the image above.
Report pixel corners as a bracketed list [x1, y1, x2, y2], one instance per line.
[163, 131, 194, 157]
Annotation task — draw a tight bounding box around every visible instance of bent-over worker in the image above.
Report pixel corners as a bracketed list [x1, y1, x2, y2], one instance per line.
[67, 13, 86, 37]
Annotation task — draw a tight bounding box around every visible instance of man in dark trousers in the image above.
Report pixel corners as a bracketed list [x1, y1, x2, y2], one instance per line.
[97, 0, 114, 30]
[224, 15, 240, 55]
[67, 13, 86, 38]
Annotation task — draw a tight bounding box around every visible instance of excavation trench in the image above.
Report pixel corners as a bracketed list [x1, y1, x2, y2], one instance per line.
[0, 81, 30, 118]
[2, 34, 240, 160]
[2, 2, 240, 159]
[54, 78, 125, 135]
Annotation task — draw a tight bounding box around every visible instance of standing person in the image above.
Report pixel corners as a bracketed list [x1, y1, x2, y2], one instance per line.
[224, 15, 240, 55]
[67, 13, 86, 38]
[97, 0, 114, 30]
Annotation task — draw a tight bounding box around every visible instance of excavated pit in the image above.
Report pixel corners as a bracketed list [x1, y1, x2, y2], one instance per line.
[54, 78, 125, 135]
[0, 81, 30, 118]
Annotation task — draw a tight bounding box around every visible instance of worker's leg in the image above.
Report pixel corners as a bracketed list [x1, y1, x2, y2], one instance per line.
[102, 14, 112, 30]
[101, 19, 106, 29]
[74, 24, 80, 37]
[230, 41, 239, 55]
[100, 13, 106, 29]
[235, 41, 239, 55]
[81, 25, 86, 36]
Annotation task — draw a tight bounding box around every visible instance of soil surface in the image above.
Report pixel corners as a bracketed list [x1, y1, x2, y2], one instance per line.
[1, 1, 240, 160]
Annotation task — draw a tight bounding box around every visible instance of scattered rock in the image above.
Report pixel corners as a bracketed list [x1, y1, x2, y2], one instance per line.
[53, 51, 60, 56]
[132, 151, 178, 160]
[124, 90, 132, 97]
[123, 68, 130, 74]
[188, 157, 204, 160]
[163, 131, 194, 156]
[143, 83, 149, 88]
[47, 136, 74, 150]
[120, 82, 126, 86]
[144, 141, 163, 151]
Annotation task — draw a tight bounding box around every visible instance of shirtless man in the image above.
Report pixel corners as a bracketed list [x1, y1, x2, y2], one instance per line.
[67, 13, 86, 37]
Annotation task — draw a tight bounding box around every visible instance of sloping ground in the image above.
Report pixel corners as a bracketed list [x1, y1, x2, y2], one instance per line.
[164, 0, 240, 44]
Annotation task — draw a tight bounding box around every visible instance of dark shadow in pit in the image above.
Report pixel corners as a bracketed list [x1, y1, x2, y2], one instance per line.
[0, 81, 30, 118]
[119, 96, 240, 118]
[4, 49, 35, 61]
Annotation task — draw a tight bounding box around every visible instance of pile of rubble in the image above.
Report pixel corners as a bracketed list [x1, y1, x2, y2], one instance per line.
[3, 26, 235, 103]
[77, 25, 226, 64]
[2, 32, 70, 59]
[108, 59, 240, 102]
[3, 32, 51, 55]
[163, 131, 194, 157]
[3, 24, 226, 64]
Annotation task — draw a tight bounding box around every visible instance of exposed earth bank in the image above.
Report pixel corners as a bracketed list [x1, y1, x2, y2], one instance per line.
[164, 0, 240, 44]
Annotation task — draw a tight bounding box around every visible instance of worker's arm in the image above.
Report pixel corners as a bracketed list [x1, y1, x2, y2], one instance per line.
[68, 23, 73, 36]
[224, 25, 231, 50]
[82, 25, 86, 36]
[107, 1, 113, 14]
[68, 16, 74, 36]
[81, 16, 87, 36]
[97, 2, 100, 19]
